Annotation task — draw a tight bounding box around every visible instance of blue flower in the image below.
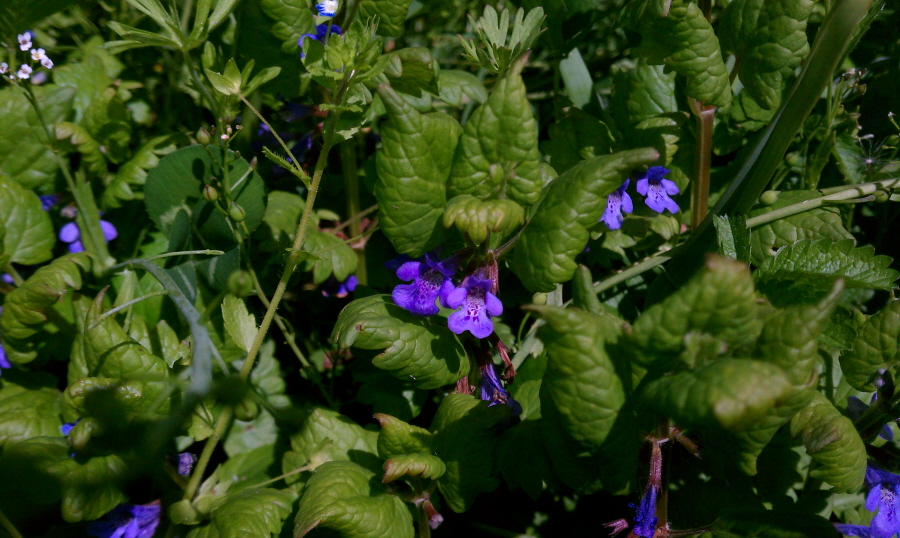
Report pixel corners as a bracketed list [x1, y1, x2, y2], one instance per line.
[177, 452, 196, 476]
[632, 485, 659, 538]
[600, 180, 633, 230]
[87, 502, 162, 538]
[322, 274, 358, 298]
[392, 252, 457, 316]
[479, 364, 522, 416]
[0, 342, 9, 375]
[636, 166, 680, 214]
[836, 466, 900, 538]
[298, 24, 342, 57]
[40, 194, 59, 211]
[848, 395, 894, 441]
[445, 275, 502, 339]
[60, 418, 80, 436]
[59, 220, 118, 253]
[315, 0, 338, 17]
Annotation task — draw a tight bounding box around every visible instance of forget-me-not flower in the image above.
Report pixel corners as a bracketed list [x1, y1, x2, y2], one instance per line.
[636, 166, 680, 215]
[392, 252, 456, 316]
[836, 465, 900, 538]
[87, 502, 162, 538]
[600, 180, 633, 230]
[298, 24, 342, 57]
[316, 0, 338, 17]
[445, 275, 502, 339]
[479, 364, 521, 416]
[18, 32, 33, 51]
[59, 220, 118, 253]
[0, 63, 8, 76]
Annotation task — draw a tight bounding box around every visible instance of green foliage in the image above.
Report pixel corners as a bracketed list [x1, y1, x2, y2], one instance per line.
[510, 148, 660, 292]
[840, 299, 900, 391]
[544, 107, 616, 174]
[374, 84, 461, 256]
[458, 6, 545, 74]
[442, 195, 524, 245]
[187, 488, 293, 538]
[714, 214, 751, 262]
[331, 295, 469, 389]
[302, 229, 358, 284]
[0, 376, 62, 450]
[611, 60, 678, 130]
[359, 0, 414, 37]
[0, 176, 55, 266]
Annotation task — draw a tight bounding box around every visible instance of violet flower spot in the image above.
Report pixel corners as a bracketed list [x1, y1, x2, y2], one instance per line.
[60, 418, 80, 436]
[478, 364, 522, 416]
[445, 277, 502, 339]
[87, 501, 162, 538]
[392, 252, 456, 316]
[636, 166, 680, 215]
[848, 395, 894, 441]
[59, 220, 118, 253]
[600, 180, 633, 230]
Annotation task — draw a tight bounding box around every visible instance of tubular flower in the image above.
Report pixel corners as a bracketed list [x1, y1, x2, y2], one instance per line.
[835, 465, 900, 538]
[87, 501, 162, 538]
[392, 251, 456, 316]
[632, 484, 659, 538]
[478, 363, 522, 415]
[445, 275, 502, 339]
[636, 166, 680, 214]
[59, 220, 118, 253]
[600, 179, 633, 230]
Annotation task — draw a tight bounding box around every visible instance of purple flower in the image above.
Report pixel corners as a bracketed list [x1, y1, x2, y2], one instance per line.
[40, 194, 59, 211]
[392, 252, 457, 316]
[0, 342, 8, 374]
[322, 274, 358, 298]
[87, 502, 162, 538]
[298, 24, 342, 57]
[384, 254, 412, 272]
[836, 466, 900, 538]
[60, 420, 79, 436]
[600, 180, 633, 230]
[177, 452, 196, 476]
[636, 166, 679, 214]
[848, 395, 894, 441]
[445, 276, 502, 339]
[59, 220, 118, 253]
[479, 364, 521, 415]
[1, 274, 12, 285]
[632, 485, 659, 538]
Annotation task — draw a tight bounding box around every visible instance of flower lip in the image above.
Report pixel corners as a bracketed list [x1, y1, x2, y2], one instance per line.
[445, 275, 503, 339]
[478, 363, 522, 415]
[600, 179, 633, 230]
[391, 252, 457, 316]
[636, 166, 680, 215]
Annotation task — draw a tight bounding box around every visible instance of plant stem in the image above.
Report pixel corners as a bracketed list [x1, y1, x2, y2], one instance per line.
[240, 95, 311, 185]
[690, 102, 716, 230]
[182, 407, 232, 500]
[0, 508, 23, 538]
[341, 138, 367, 285]
[333, 203, 378, 232]
[87, 290, 170, 330]
[250, 464, 312, 489]
[417, 504, 432, 538]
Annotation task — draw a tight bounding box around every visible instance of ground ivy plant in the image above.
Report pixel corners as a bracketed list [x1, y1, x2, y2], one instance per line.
[0, 0, 899, 536]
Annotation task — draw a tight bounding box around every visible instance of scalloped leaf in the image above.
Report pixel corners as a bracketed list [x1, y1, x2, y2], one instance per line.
[443, 195, 524, 245]
[186, 488, 293, 538]
[840, 299, 900, 391]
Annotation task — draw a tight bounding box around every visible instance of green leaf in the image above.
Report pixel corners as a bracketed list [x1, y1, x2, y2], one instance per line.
[702, 509, 841, 537]
[0, 84, 74, 190]
[0, 0, 77, 45]
[260, 0, 315, 53]
[0, 253, 91, 364]
[790, 392, 866, 492]
[610, 59, 678, 132]
[302, 229, 358, 284]
[623, 0, 732, 108]
[755, 282, 842, 387]
[748, 191, 853, 267]
[530, 306, 627, 450]
[431, 393, 510, 513]
[571, 265, 602, 314]
[187, 488, 293, 538]
[222, 296, 257, 353]
[510, 147, 660, 292]
[508, 352, 546, 421]
[447, 56, 543, 206]
[0, 437, 126, 522]
[755, 239, 899, 300]
[544, 107, 615, 175]
[102, 135, 179, 209]
[442, 195, 524, 245]
[626, 256, 762, 369]
[840, 299, 900, 391]
[559, 47, 593, 108]
[374, 413, 432, 458]
[0, 378, 62, 450]
[255, 190, 305, 252]
[374, 84, 461, 256]
[0, 176, 55, 266]
[383, 453, 446, 482]
[294, 460, 414, 538]
[55, 121, 107, 176]
[714, 214, 751, 263]
[382, 48, 439, 97]
[720, 0, 815, 109]
[144, 145, 267, 249]
[331, 295, 469, 389]
[358, 0, 412, 36]
[497, 421, 553, 499]
[437, 70, 488, 107]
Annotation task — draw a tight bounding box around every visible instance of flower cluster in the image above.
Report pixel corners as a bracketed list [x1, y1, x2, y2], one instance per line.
[600, 166, 680, 231]
[2, 31, 54, 83]
[836, 465, 900, 538]
[87, 502, 162, 538]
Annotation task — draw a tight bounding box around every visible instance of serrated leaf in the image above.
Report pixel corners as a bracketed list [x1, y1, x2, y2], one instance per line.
[55, 121, 107, 175]
[358, 0, 413, 36]
[374, 85, 461, 256]
[626, 256, 762, 369]
[260, 0, 315, 53]
[623, 0, 732, 108]
[443, 195, 524, 245]
[383, 453, 446, 482]
[0, 253, 91, 364]
[331, 295, 469, 389]
[720, 0, 815, 110]
[188, 488, 293, 538]
[748, 191, 853, 267]
[222, 296, 257, 353]
[447, 56, 543, 206]
[0, 437, 126, 522]
[840, 299, 900, 391]
[431, 394, 510, 513]
[755, 239, 899, 300]
[0, 176, 55, 266]
[610, 59, 678, 132]
[510, 147, 660, 292]
[790, 392, 866, 492]
[0, 379, 62, 449]
[374, 413, 432, 458]
[544, 107, 616, 174]
[294, 460, 414, 538]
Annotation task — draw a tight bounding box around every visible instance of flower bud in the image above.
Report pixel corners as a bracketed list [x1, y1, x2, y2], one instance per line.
[234, 396, 259, 422]
[227, 270, 254, 297]
[229, 202, 246, 222]
[760, 190, 780, 205]
[203, 184, 219, 202]
[197, 128, 211, 145]
[875, 189, 890, 203]
[169, 500, 200, 525]
[532, 292, 548, 305]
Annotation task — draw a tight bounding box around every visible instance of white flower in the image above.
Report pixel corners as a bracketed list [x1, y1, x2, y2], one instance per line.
[31, 48, 46, 61]
[17, 31, 33, 51]
[41, 56, 53, 69]
[316, 0, 338, 17]
[0, 63, 7, 75]
[17, 64, 32, 80]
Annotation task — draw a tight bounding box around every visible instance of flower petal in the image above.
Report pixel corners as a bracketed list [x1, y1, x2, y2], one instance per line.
[395, 260, 423, 282]
[485, 291, 503, 317]
[59, 222, 80, 243]
[444, 286, 467, 309]
[100, 220, 118, 241]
